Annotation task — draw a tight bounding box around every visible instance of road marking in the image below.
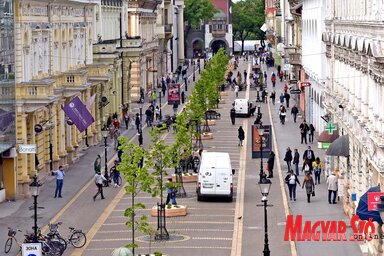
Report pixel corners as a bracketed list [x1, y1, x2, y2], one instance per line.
[231, 59, 251, 256]
[267, 93, 298, 256]
[103, 220, 234, 225]
[85, 246, 232, 251]
[97, 228, 234, 233]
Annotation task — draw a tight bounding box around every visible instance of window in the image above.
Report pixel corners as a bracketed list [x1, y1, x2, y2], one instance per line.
[66, 76, 75, 83]
[268, 0, 273, 8]
[28, 87, 38, 95]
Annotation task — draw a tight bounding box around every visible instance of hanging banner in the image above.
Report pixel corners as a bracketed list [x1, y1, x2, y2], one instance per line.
[252, 125, 272, 158]
[62, 96, 94, 132]
[168, 83, 180, 105]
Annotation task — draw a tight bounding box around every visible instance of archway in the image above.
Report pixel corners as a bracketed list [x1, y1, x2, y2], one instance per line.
[211, 40, 227, 54]
[192, 39, 204, 58]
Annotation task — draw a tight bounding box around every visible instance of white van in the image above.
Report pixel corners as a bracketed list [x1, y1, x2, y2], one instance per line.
[196, 152, 235, 201]
[234, 99, 250, 116]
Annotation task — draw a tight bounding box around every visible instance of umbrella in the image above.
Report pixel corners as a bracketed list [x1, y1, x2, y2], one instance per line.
[356, 186, 382, 223]
[111, 247, 133, 256]
[326, 135, 349, 156]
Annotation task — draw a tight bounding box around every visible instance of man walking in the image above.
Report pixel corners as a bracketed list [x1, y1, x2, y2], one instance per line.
[303, 146, 316, 172]
[326, 172, 338, 204]
[284, 92, 291, 108]
[135, 113, 141, 134]
[299, 120, 309, 144]
[293, 149, 300, 176]
[291, 105, 299, 123]
[243, 70, 247, 83]
[230, 107, 236, 125]
[93, 171, 107, 201]
[52, 166, 65, 198]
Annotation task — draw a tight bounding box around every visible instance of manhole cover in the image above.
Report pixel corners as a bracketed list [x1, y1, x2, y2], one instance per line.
[137, 234, 190, 243]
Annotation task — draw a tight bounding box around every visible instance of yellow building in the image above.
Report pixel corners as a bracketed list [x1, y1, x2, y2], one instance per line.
[12, 0, 120, 200]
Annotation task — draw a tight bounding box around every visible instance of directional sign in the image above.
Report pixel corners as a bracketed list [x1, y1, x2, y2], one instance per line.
[290, 89, 301, 94]
[301, 81, 311, 87]
[288, 79, 298, 85]
[22, 243, 42, 256]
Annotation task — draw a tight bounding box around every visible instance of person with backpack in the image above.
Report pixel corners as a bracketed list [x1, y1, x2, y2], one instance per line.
[285, 170, 301, 201]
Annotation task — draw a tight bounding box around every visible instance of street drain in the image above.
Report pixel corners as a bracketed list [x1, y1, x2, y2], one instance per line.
[137, 234, 190, 243]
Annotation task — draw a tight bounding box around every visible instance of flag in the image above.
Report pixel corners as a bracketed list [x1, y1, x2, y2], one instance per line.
[63, 96, 94, 133]
[260, 23, 267, 32]
[85, 94, 96, 110]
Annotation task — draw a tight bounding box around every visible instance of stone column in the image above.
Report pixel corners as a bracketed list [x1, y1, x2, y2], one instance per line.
[177, 5, 185, 63]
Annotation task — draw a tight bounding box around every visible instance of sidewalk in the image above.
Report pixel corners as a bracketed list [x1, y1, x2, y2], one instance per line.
[0, 60, 201, 253]
[265, 64, 362, 255]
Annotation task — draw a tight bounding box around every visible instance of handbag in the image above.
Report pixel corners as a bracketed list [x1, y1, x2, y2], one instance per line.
[312, 190, 315, 197]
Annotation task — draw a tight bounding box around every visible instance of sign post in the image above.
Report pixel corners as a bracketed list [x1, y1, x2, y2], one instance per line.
[22, 243, 42, 256]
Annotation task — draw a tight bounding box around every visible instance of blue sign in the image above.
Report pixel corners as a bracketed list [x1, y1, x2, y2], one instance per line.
[351, 193, 357, 201]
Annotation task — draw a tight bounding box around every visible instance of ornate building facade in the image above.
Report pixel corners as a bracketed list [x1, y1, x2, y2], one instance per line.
[322, 1, 384, 253]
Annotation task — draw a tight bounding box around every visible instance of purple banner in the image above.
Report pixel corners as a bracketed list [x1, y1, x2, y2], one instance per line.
[63, 96, 94, 132]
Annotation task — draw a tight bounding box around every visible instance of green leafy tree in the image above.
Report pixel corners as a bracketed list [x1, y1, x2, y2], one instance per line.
[118, 136, 154, 253]
[233, 0, 265, 52]
[184, 0, 218, 32]
[170, 110, 193, 169]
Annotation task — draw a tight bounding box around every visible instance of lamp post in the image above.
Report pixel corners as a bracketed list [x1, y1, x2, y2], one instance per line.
[258, 178, 272, 256]
[101, 128, 109, 184]
[29, 176, 41, 242]
[139, 101, 144, 125]
[193, 64, 195, 82]
[259, 128, 265, 182]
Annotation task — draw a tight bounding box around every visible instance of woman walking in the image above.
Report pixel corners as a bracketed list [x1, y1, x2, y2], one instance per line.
[309, 124, 316, 143]
[285, 170, 300, 201]
[302, 172, 315, 203]
[284, 147, 293, 172]
[238, 126, 245, 146]
[267, 151, 275, 178]
[312, 157, 323, 185]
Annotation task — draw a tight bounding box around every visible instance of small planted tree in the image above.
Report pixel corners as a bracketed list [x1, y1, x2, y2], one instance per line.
[118, 136, 154, 254]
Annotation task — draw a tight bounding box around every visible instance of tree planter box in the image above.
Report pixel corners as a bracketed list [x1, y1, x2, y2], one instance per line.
[200, 120, 216, 126]
[151, 205, 188, 217]
[192, 132, 213, 140]
[220, 91, 229, 96]
[171, 173, 198, 183]
[219, 99, 225, 104]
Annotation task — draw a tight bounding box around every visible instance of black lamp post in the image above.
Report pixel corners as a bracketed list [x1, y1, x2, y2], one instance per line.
[139, 101, 144, 125]
[258, 128, 265, 182]
[29, 176, 41, 242]
[101, 128, 109, 184]
[258, 178, 272, 256]
[193, 64, 195, 82]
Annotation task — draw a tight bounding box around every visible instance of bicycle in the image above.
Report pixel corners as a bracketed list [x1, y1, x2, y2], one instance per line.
[4, 227, 22, 253]
[23, 230, 65, 256]
[48, 222, 87, 248]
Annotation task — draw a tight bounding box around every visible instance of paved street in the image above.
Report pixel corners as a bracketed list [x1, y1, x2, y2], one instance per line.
[0, 58, 365, 256]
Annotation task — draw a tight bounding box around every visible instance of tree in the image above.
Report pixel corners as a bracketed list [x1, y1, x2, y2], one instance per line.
[232, 0, 265, 53]
[184, 0, 218, 32]
[118, 136, 154, 254]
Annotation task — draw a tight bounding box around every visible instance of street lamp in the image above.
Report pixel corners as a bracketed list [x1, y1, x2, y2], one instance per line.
[29, 176, 41, 242]
[259, 128, 265, 182]
[193, 64, 196, 82]
[101, 128, 109, 185]
[139, 100, 144, 125]
[258, 178, 272, 256]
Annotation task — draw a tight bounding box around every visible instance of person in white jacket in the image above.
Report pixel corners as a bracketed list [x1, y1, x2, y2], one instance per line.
[326, 172, 338, 204]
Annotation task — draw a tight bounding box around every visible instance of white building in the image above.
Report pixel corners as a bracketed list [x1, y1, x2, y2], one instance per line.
[323, 1, 384, 253]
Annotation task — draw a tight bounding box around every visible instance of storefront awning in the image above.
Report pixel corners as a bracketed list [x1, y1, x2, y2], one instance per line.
[318, 129, 339, 143]
[326, 135, 349, 157]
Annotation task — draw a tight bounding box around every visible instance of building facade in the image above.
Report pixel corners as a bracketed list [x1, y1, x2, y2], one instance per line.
[322, 1, 384, 254]
[0, 0, 15, 202]
[186, 0, 232, 59]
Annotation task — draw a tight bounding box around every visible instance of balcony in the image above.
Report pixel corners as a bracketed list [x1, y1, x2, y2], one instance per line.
[164, 24, 173, 40]
[289, 53, 301, 65]
[212, 29, 226, 37]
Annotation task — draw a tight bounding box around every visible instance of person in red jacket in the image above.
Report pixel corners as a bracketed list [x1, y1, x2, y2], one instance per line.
[279, 70, 284, 82]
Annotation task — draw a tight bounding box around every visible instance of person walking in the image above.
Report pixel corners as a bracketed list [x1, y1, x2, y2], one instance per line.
[279, 93, 285, 104]
[138, 130, 143, 145]
[313, 157, 323, 185]
[145, 107, 153, 127]
[110, 160, 121, 188]
[284, 92, 291, 108]
[270, 90, 276, 105]
[309, 124, 315, 143]
[299, 120, 309, 144]
[302, 172, 315, 203]
[243, 70, 247, 83]
[53, 166, 65, 198]
[326, 172, 338, 204]
[293, 149, 300, 176]
[303, 146, 316, 172]
[93, 172, 107, 201]
[135, 113, 141, 134]
[302, 158, 311, 174]
[279, 105, 287, 124]
[124, 113, 130, 129]
[155, 106, 160, 121]
[162, 81, 167, 97]
[230, 107, 236, 125]
[166, 178, 177, 205]
[267, 151, 275, 178]
[291, 105, 299, 123]
[263, 71, 267, 86]
[284, 147, 293, 172]
[277, 65, 281, 75]
[151, 90, 157, 106]
[181, 91, 186, 104]
[94, 155, 101, 174]
[271, 75, 276, 87]
[279, 70, 284, 82]
[173, 102, 179, 115]
[238, 126, 245, 146]
[285, 170, 300, 201]
[234, 84, 239, 98]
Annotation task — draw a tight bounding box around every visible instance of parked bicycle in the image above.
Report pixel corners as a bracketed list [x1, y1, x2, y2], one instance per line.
[23, 230, 65, 256]
[48, 222, 87, 249]
[4, 227, 22, 253]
